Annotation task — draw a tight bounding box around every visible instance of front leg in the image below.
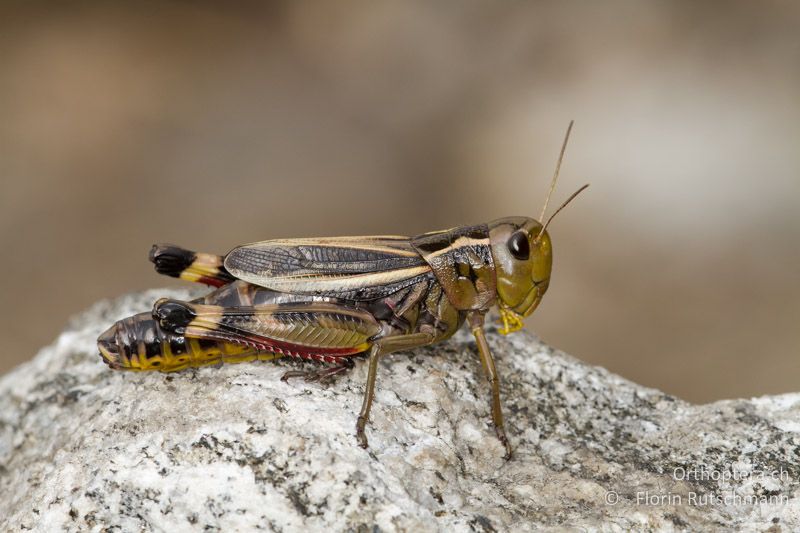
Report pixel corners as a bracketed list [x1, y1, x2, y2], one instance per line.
[467, 311, 513, 459]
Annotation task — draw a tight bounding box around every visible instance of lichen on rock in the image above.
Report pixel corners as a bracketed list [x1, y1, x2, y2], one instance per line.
[1, 290, 799, 531]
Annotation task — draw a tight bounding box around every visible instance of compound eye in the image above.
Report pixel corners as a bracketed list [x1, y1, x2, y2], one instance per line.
[507, 231, 530, 260]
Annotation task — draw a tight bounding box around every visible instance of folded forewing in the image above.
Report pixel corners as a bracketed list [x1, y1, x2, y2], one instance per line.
[223, 236, 432, 300]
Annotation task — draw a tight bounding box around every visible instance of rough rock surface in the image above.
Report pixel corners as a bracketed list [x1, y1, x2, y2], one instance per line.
[1, 290, 799, 532]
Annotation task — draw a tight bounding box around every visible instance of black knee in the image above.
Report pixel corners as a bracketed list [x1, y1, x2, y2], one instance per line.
[149, 244, 196, 278]
[152, 298, 195, 333]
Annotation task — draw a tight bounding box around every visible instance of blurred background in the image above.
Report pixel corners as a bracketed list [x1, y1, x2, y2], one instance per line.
[0, 1, 798, 403]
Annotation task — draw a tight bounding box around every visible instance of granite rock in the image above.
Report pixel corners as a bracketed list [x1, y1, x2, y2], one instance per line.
[1, 289, 799, 532]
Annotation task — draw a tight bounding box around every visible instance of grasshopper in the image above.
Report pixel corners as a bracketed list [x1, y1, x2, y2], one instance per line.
[97, 123, 587, 456]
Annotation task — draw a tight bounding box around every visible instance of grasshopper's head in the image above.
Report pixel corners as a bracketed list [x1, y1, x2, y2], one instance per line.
[488, 217, 552, 333]
[485, 121, 588, 334]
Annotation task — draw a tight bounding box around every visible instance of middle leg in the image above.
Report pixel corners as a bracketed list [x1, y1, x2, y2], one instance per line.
[354, 332, 435, 449]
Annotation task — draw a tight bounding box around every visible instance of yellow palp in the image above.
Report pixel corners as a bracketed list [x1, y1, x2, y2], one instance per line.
[497, 307, 524, 335]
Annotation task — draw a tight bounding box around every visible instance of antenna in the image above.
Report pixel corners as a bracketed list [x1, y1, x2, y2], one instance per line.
[538, 120, 574, 223]
[537, 183, 590, 239]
